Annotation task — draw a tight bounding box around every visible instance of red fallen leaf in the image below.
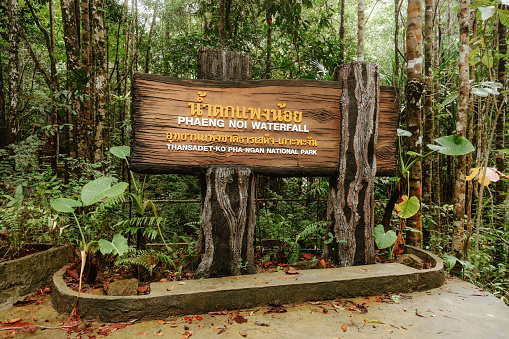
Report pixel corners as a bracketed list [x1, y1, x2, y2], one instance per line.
[0, 321, 34, 329]
[309, 301, 322, 305]
[36, 300, 43, 304]
[208, 310, 228, 316]
[170, 325, 178, 328]
[154, 331, 165, 336]
[138, 285, 150, 294]
[5, 318, 22, 324]
[196, 315, 202, 321]
[255, 281, 268, 285]
[138, 332, 148, 335]
[21, 324, 36, 334]
[13, 299, 35, 307]
[157, 319, 166, 324]
[198, 325, 204, 330]
[285, 270, 300, 275]
[182, 330, 194, 338]
[341, 323, 348, 332]
[303, 253, 313, 260]
[218, 325, 227, 334]
[320, 259, 329, 268]
[159, 278, 168, 282]
[265, 304, 287, 314]
[233, 315, 247, 323]
[66, 267, 80, 280]
[278, 276, 296, 279]
[239, 330, 248, 337]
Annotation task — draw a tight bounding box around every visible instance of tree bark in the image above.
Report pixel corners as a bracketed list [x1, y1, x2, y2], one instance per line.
[92, 0, 106, 163]
[452, 0, 470, 261]
[406, 0, 424, 247]
[495, 6, 506, 204]
[7, 0, 19, 146]
[422, 0, 434, 210]
[357, 0, 365, 61]
[145, 9, 157, 74]
[339, 0, 345, 62]
[194, 47, 256, 278]
[0, 51, 6, 150]
[324, 62, 379, 266]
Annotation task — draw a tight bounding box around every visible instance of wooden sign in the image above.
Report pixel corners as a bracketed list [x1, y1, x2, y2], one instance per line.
[130, 73, 397, 176]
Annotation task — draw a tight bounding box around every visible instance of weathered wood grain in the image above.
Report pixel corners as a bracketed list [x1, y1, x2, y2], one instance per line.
[130, 73, 397, 176]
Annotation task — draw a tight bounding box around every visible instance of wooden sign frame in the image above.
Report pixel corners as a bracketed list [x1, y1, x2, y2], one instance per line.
[130, 73, 397, 176]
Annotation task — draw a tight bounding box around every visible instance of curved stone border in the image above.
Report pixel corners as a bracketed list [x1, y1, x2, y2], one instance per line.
[0, 245, 73, 310]
[52, 246, 444, 322]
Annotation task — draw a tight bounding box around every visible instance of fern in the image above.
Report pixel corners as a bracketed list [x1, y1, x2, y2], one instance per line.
[115, 216, 167, 228]
[115, 249, 176, 275]
[296, 220, 329, 241]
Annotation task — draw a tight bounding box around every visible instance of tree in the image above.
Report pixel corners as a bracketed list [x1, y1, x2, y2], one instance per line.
[452, 0, 470, 262]
[357, 0, 365, 61]
[7, 0, 19, 146]
[405, 0, 424, 247]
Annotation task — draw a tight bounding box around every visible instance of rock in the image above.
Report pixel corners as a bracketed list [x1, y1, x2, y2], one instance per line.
[397, 254, 423, 269]
[105, 279, 139, 296]
[289, 258, 325, 270]
[86, 288, 106, 296]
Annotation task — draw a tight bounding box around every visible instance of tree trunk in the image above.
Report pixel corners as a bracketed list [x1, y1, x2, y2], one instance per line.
[92, 0, 106, 164]
[219, 0, 226, 47]
[422, 0, 433, 210]
[0, 51, 6, 150]
[145, 9, 157, 74]
[406, 0, 424, 247]
[432, 2, 441, 240]
[452, 0, 470, 261]
[79, 0, 92, 163]
[495, 6, 506, 204]
[357, 0, 365, 61]
[339, 0, 345, 62]
[7, 0, 19, 146]
[265, 10, 272, 78]
[323, 62, 379, 266]
[194, 47, 256, 278]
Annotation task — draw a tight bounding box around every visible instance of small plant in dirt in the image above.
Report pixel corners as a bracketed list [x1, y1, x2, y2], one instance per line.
[50, 176, 129, 292]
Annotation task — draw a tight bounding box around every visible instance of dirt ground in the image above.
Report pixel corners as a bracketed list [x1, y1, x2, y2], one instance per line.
[1, 276, 508, 339]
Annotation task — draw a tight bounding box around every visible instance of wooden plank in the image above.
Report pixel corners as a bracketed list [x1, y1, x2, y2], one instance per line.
[130, 73, 397, 176]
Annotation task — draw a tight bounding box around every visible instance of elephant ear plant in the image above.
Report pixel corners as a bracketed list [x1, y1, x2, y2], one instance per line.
[50, 177, 129, 294]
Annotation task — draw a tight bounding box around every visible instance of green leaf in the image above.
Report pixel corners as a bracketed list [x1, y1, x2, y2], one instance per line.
[479, 6, 496, 20]
[428, 135, 475, 156]
[374, 224, 397, 249]
[406, 151, 421, 157]
[499, 10, 509, 27]
[50, 198, 82, 213]
[395, 196, 421, 218]
[482, 51, 494, 67]
[471, 87, 490, 97]
[441, 92, 458, 107]
[110, 146, 130, 160]
[98, 234, 129, 256]
[397, 129, 412, 137]
[81, 177, 128, 206]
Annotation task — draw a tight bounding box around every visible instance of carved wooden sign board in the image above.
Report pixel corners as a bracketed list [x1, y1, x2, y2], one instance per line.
[130, 73, 397, 176]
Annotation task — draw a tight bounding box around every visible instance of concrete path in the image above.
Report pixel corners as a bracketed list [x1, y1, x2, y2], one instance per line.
[1, 276, 508, 338]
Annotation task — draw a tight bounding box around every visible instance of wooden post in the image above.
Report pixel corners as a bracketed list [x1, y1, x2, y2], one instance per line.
[324, 61, 379, 266]
[194, 47, 257, 278]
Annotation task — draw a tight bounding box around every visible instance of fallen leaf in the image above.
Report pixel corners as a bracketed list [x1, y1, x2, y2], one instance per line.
[178, 282, 186, 285]
[278, 276, 297, 279]
[266, 304, 287, 314]
[239, 330, 248, 337]
[159, 278, 168, 282]
[218, 325, 227, 334]
[320, 259, 329, 267]
[157, 319, 166, 324]
[167, 286, 174, 291]
[154, 332, 165, 336]
[208, 310, 228, 316]
[198, 325, 204, 330]
[255, 281, 268, 285]
[285, 271, 300, 275]
[341, 324, 347, 332]
[234, 315, 247, 323]
[21, 324, 36, 334]
[138, 332, 148, 335]
[472, 291, 489, 297]
[182, 330, 194, 338]
[384, 329, 393, 333]
[138, 285, 149, 293]
[66, 267, 80, 280]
